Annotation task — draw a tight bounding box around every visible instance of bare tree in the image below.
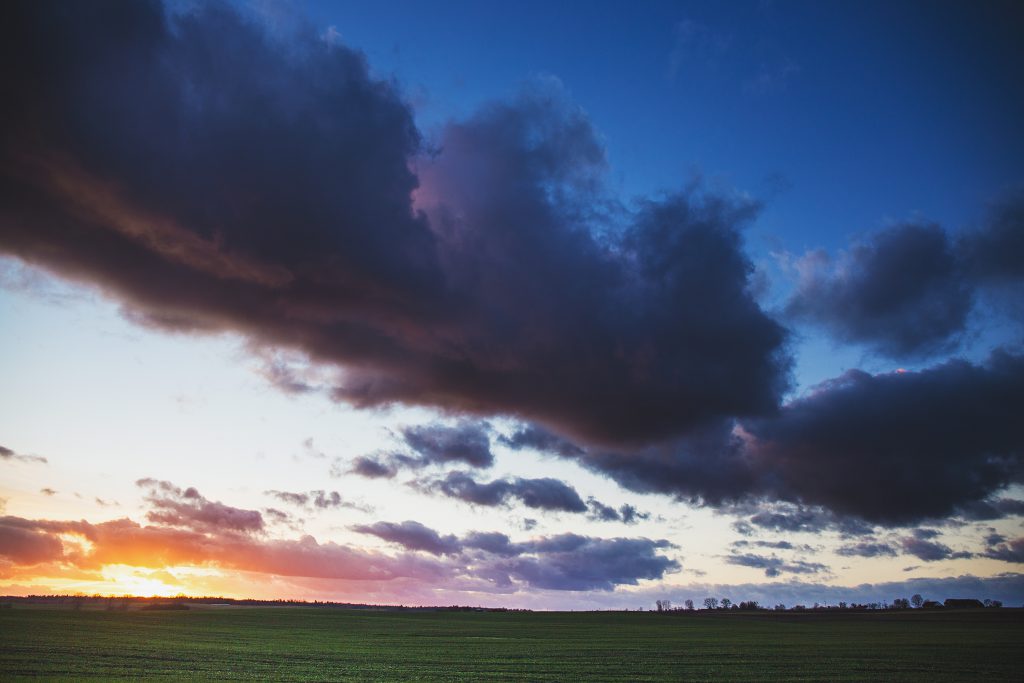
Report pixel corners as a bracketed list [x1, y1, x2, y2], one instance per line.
[911, 594, 924, 609]
[703, 597, 718, 610]
[720, 598, 732, 610]
[684, 599, 694, 611]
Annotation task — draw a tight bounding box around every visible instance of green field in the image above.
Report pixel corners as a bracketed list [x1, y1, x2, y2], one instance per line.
[2, 606, 1022, 681]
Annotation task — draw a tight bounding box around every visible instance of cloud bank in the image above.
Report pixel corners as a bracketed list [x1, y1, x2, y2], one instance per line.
[1, 1, 1022, 529]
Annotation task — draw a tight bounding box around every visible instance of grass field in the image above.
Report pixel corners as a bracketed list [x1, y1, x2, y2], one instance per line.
[2, 606, 1022, 681]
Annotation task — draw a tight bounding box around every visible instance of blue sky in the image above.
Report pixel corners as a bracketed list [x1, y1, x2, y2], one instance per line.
[1, 0, 1022, 607]
[301, 0, 1023, 249]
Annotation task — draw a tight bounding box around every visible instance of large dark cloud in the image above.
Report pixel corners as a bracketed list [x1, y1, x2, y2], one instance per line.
[3, 1, 1021, 532]
[422, 471, 589, 513]
[955, 497, 1024, 521]
[963, 189, 1024, 286]
[566, 420, 761, 506]
[505, 351, 1024, 526]
[786, 223, 971, 359]
[785, 190, 1024, 361]
[0, 0, 788, 450]
[742, 350, 1024, 524]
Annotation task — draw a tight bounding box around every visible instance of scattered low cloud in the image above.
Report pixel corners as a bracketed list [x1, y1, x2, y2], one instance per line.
[900, 537, 974, 562]
[586, 498, 651, 525]
[835, 541, 898, 558]
[983, 536, 1024, 563]
[0, 482, 680, 594]
[265, 489, 370, 513]
[418, 471, 588, 513]
[0, 445, 47, 465]
[136, 479, 264, 535]
[726, 552, 830, 578]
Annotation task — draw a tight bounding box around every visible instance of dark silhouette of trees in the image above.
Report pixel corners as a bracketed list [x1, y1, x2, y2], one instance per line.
[703, 597, 718, 610]
[911, 594, 924, 608]
[684, 599, 694, 611]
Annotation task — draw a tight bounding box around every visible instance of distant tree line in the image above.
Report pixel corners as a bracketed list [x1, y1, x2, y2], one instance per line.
[654, 594, 1005, 612]
[0, 595, 531, 612]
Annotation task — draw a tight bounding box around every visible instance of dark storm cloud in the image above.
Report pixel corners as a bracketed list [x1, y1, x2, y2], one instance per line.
[786, 223, 971, 359]
[962, 189, 1024, 285]
[0, 0, 788, 451]
[3, 1, 1022, 532]
[573, 421, 761, 506]
[726, 553, 829, 578]
[351, 520, 461, 556]
[500, 353, 1024, 526]
[422, 471, 588, 513]
[742, 350, 1024, 525]
[955, 498, 1024, 521]
[136, 478, 264, 534]
[784, 190, 1024, 361]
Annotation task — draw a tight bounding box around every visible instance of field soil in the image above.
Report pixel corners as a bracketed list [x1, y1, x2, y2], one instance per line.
[1, 606, 1022, 681]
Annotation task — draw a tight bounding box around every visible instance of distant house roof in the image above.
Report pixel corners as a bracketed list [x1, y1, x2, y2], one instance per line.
[921, 601, 943, 609]
[943, 598, 984, 609]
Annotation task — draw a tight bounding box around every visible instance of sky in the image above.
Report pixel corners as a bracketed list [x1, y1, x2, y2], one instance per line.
[1, 0, 1023, 609]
